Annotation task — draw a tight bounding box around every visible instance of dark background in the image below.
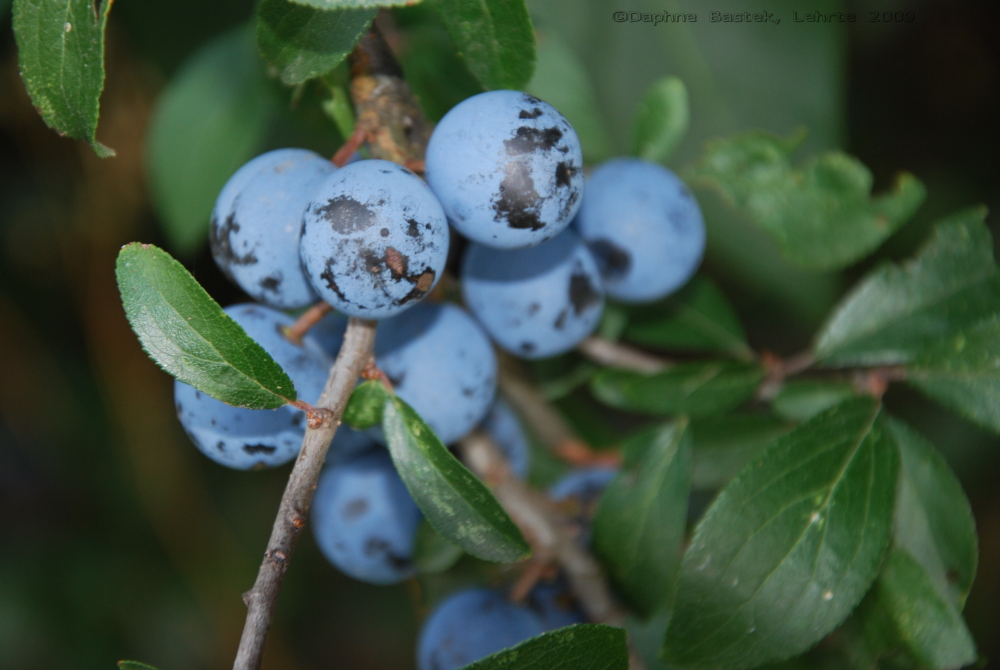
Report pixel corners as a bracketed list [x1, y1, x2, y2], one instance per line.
[1, 0, 998, 668]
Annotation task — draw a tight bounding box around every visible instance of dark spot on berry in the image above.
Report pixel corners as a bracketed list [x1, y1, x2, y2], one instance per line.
[385, 247, 409, 278]
[588, 239, 632, 280]
[406, 219, 422, 238]
[554, 309, 568, 330]
[380, 227, 389, 237]
[527, 302, 541, 316]
[259, 274, 282, 293]
[243, 444, 277, 455]
[397, 269, 436, 305]
[315, 195, 376, 234]
[519, 107, 544, 119]
[379, 169, 392, 174]
[320, 259, 350, 303]
[364, 537, 412, 570]
[343, 498, 369, 520]
[505, 126, 563, 155]
[555, 162, 576, 188]
[569, 270, 601, 315]
[522, 93, 543, 105]
[493, 162, 544, 231]
[520, 341, 536, 354]
[461, 387, 475, 398]
[216, 441, 225, 452]
[210, 213, 258, 276]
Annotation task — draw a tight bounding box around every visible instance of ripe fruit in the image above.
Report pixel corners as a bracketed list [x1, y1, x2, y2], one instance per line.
[417, 588, 546, 670]
[549, 466, 618, 505]
[480, 399, 530, 478]
[174, 304, 331, 470]
[311, 449, 422, 585]
[573, 158, 705, 302]
[462, 229, 605, 359]
[425, 91, 584, 249]
[211, 149, 334, 309]
[375, 302, 497, 444]
[300, 160, 449, 319]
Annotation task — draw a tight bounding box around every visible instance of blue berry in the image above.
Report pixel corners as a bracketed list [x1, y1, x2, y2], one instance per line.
[417, 588, 546, 670]
[300, 160, 449, 319]
[527, 581, 586, 629]
[211, 149, 335, 309]
[375, 303, 496, 444]
[573, 158, 705, 302]
[480, 399, 530, 478]
[174, 304, 331, 469]
[426, 91, 584, 249]
[549, 467, 618, 505]
[462, 229, 605, 359]
[312, 449, 422, 585]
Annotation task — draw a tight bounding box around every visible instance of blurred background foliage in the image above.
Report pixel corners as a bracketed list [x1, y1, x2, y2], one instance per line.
[1, 0, 999, 668]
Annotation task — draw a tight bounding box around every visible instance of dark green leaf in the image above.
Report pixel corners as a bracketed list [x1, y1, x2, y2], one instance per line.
[662, 397, 899, 670]
[115, 243, 296, 409]
[866, 548, 977, 670]
[343, 379, 386, 429]
[458, 624, 629, 670]
[118, 663, 160, 670]
[690, 414, 794, 490]
[13, 0, 114, 156]
[888, 419, 977, 608]
[288, 0, 417, 7]
[591, 361, 764, 417]
[772, 380, 856, 422]
[147, 25, 275, 254]
[257, 0, 375, 86]
[632, 77, 689, 165]
[435, 0, 535, 91]
[413, 519, 465, 574]
[814, 208, 1000, 366]
[593, 420, 692, 617]
[526, 32, 612, 163]
[382, 395, 530, 563]
[690, 131, 925, 271]
[623, 276, 752, 359]
[907, 315, 1000, 433]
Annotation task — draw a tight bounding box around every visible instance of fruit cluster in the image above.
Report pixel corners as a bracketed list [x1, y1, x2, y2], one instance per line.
[174, 89, 705, 668]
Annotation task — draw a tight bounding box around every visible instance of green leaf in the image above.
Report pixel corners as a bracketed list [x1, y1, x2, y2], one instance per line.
[382, 394, 530, 563]
[287, 0, 418, 8]
[257, 0, 375, 86]
[907, 315, 1000, 433]
[413, 519, 465, 574]
[458, 624, 629, 670]
[526, 32, 613, 163]
[591, 361, 765, 417]
[866, 547, 977, 670]
[343, 379, 386, 429]
[623, 275, 753, 359]
[118, 663, 160, 670]
[888, 419, 977, 608]
[690, 414, 794, 490]
[632, 77, 689, 165]
[593, 420, 692, 617]
[690, 131, 925, 271]
[434, 0, 536, 91]
[771, 380, 856, 422]
[13, 0, 114, 156]
[814, 207, 1000, 366]
[662, 397, 899, 670]
[115, 243, 296, 409]
[147, 25, 275, 255]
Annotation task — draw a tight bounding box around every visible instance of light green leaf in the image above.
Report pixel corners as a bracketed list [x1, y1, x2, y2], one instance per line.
[591, 361, 765, 417]
[413, 519, 465, 574]
[118, 663, 160, 670]
[115, 243, 296, 409]
[257, 0, 375, 86]
[907, 315, 1000, 433]
[690, 131, 925, 271]
[288, 0, 418, 7]
[343, 379, 387, 429]
[623, 275, 752, 359]
[458, 624, 629, 670]
[593, 420, 692, 617]
[866, 548, 977, 670]
[147, 25, 275, 255]
[382, 395, 530, 563]
[526, 32, 613, 163]
[888, 419, 977, 608]
[632, 77, 689, 165]
[814, 208, 1000, 366]
[435, 0, 536, 91]
[662, 397, 899, 669]
[690, 414, 794, 491]
[13, 0, 114, 156]
[772, 379, 855, 422]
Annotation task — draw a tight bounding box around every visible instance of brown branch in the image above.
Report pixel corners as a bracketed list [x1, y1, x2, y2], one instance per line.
[577, 337, 670, 374]
[284, 301, 333, 345]
[233, 318, 377, 670]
